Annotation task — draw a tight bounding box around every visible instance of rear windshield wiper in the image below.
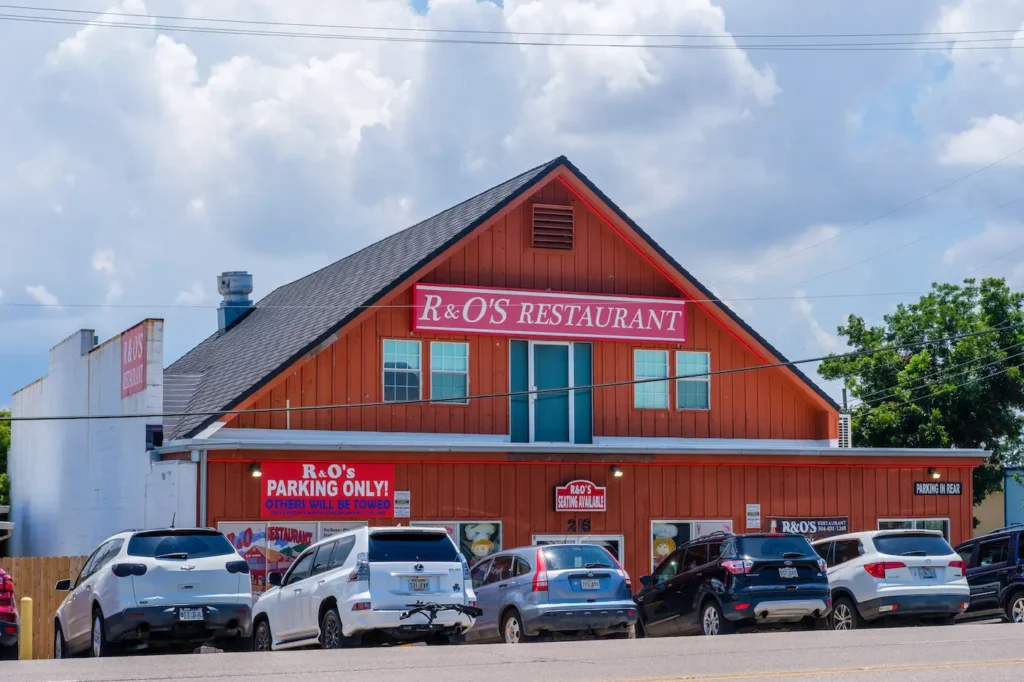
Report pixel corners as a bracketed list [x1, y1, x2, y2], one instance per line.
[900, 550, 928, 556]
[156, 552, 189, 560]
[585, 563, 611, 568]
[782, 552, 805, 558]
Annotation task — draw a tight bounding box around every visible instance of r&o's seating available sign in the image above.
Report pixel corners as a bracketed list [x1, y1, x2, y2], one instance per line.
[555, 479, 607, 512]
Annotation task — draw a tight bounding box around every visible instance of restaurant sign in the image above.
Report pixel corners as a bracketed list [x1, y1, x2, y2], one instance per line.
[121, 322, 147, 398]
[555, 479, 607, 512]
[412, 284, 687, 343]
[260, 462, 396, 519]
[766, 516, 849, 540]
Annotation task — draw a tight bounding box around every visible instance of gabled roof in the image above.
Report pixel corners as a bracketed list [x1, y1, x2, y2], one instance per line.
[166, 156, 838, 440]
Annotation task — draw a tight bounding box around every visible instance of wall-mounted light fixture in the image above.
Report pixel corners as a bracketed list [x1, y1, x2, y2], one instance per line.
[611, 465, 624, 478]
[250, 463, 262, 478]
[928, 467, 941, 480]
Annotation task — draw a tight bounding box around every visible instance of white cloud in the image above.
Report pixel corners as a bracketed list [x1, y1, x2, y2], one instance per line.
[92, 249, 116, 273]
[942, 222, 1024, 283]
[175, 283, 207, 305]
[939, 115, 1024, 166]
[791, 290, 841, 352]
[714, 225, 842, 287]
[25, 285, 59, 307]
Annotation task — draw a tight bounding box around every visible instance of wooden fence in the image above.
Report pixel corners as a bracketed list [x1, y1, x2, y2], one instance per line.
[1, 556, 87, 660]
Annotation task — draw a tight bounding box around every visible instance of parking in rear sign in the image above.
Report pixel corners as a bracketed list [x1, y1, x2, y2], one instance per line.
[914, 481, 962, 495]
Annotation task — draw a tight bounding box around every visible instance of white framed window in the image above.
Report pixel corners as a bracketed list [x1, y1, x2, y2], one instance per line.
[383, 339, 421, 402]
[878, 518, 951, 540]
[634, 349, 669, 409]
[430, 341, 469, 404]
[676, 351, 710, 410]
[651, 519, 734, 573]
[410, 520, 502, 567]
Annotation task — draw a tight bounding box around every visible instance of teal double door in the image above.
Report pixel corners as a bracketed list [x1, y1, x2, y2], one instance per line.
[510, 340, 592, 444]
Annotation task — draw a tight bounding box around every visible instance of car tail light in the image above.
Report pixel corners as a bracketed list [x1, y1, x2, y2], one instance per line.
[817, 558, 828, 573]
[733, 603, 750, 610]
[878, 604, 899, 613]
[0, 573, 14, 618]
[863, 562, 906, 579]
[604, 548, 631, 589]
[348, 552, 370, 583]
[722, 559, 753, 575]
[226, 560, 250, 574]
[2, 626, 15, 634]
[948, 560, 966, 576]
[111, 563, 147, 578]
[351, 601, 371, 611]
[532, 548, 548, 592]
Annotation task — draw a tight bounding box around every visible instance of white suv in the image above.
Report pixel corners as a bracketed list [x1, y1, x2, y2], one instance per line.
[251, 526, 480, 650]
[53, 528, 254, 657]
[811, 529, 969, 630]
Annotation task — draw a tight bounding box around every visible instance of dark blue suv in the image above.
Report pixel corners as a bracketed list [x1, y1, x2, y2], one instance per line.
[634, 532, 831, 636]
[954, 524, 1024, 623]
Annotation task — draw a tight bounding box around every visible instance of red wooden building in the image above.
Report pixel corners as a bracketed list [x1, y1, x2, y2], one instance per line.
[156, 156, 985, 586]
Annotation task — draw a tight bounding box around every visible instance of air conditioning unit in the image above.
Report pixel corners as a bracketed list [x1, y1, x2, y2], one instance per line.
[838, 413, 852, 448]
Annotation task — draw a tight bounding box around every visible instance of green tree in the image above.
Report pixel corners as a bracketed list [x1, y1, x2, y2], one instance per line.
[818, 278, 1024, 507]
[0, 409, 9, 506]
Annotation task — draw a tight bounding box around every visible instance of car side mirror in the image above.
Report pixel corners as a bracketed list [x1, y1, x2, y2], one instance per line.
[55, 579, 72, 591]
[268, 572, 282, 587]
[639, 575, 651, 587]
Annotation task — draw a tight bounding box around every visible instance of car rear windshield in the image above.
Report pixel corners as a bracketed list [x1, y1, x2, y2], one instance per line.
[540, 545, 615, 570]
[873, 534, 954, 557]
[367, 532, 459, 562]
[738, 536, 815, 559]
[127, 531, 235, 559]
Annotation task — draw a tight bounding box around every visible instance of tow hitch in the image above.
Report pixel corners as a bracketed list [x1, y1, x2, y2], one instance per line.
[400, 602, 484, 627]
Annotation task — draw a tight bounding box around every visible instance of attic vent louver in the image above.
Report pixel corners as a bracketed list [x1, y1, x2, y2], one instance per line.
[532, 203, 574, 250]
[838, 412, 852, 448]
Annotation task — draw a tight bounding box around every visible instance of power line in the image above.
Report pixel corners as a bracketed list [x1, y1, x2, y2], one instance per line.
[0, 4, 1005, 41]
[852, 342, 1024, 408]
[965, 242, 1024, 277]
[714, 144, 1024, 288]
[3, 323, 1020, 423]
[757, 192, 1024, 300]
[0, 289, 993, 311]
[4, 4, 1023, 40]
[5, 12, 1024, 50]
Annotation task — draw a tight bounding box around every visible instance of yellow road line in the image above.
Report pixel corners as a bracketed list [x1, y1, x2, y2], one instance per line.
[616, 657, 1024, 681]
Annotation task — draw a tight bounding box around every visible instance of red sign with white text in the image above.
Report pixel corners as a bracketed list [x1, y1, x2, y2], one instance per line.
[260, 462, 396, 519]
[555, 479, 607, 512]
[121, 323, 147, 398]
[412, 284, 686, 343]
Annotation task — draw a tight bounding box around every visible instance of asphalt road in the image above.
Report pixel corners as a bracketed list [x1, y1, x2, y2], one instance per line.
[1, 623, 1021, 682]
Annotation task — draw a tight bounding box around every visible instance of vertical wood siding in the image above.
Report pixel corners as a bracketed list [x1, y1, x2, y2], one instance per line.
[209, 459, 974, 588]
[232, 179, 833, 439]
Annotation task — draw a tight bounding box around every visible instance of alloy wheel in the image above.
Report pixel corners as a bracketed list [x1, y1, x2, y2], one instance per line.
[832, 604, 854, 631]
[1012, 597, 1024, 624]
[54, 630, 63, 659]
[702, 605, 720, 636]
[323, 614, 342, 648]
[255, 622, 273, 652]
[91, 616, 103, 657]
[504, 616, 522, 643]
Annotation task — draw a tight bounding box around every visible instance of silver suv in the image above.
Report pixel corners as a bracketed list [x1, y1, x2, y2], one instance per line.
[465, 544, 637, 643]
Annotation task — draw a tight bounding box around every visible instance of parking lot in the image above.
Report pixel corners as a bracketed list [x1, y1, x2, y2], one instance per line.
[1, 623, 1021, 682]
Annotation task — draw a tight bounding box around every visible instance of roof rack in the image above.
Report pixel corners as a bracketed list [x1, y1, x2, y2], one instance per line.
[690, 530, 734, 543]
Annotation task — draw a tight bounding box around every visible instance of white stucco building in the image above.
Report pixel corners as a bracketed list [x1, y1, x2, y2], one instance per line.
[8, 320, 196, 557]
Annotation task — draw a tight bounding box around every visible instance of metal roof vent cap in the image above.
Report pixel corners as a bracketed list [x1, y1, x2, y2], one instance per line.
[217, 271, 254, 333]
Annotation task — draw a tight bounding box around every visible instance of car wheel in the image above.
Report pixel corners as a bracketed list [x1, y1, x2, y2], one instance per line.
[501, 610, 525, 644]
[700, 601, 731, 636]
[254, 619, 273, 652]
[1008, 592, 1024, 624]
[54, 622, 67, 659]
[830, 597, 861, 631]
[320, 607, 343, 649]
[90, 610, 115, 658]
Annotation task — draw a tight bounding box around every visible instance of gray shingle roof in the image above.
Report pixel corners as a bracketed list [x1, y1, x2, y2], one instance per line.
[166, 155, 838, 440]
[165, 157, 563, 439]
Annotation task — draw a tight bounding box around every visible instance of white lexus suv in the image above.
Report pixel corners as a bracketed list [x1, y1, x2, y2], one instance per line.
[251, 526, 480, 650]
[53, 528, 254, 657]
[811, 529, 969, 630]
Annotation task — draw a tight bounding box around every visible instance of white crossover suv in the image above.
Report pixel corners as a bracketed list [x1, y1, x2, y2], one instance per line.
[811, 529, 969, 630]
[251, 526, 480, 650]
[53, 528, 254, 657]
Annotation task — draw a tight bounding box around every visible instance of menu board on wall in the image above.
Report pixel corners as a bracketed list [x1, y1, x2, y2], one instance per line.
[266, 522, 318, 577]
[219, 522, 268, 594]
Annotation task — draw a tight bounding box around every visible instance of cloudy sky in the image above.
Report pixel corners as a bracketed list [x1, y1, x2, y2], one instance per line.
[2, 0, 1024, 408]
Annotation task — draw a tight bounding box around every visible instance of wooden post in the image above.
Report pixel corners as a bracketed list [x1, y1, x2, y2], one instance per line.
[18, 597, 32, 660]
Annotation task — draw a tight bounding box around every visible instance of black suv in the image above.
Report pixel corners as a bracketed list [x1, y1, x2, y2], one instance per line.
[954, 524, 1024, 623]
[633, 532, 830, 636]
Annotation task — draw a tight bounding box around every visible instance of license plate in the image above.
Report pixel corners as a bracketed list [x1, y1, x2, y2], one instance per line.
[778, 567, 799, 579]
[178, 607, 204, 622]
[914, 567, 937, 580]
[409, 578, 430, 592]
[580, 579, 600, 590]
